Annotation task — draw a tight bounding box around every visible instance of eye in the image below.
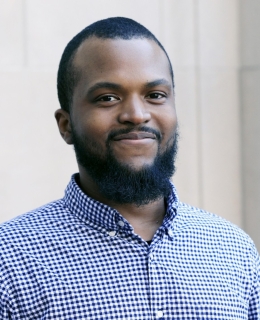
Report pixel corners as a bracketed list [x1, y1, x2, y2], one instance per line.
[97, 95, 119, 102]
[146, 92, 166, 101]
[148, 92, 165, 99]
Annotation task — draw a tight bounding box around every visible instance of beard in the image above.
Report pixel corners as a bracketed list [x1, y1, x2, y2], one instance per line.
[71, 125, 178, 206]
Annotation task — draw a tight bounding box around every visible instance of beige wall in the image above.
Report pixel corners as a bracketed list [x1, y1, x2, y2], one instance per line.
[240, 0, 260, 249]
[0, 0, 259, 249]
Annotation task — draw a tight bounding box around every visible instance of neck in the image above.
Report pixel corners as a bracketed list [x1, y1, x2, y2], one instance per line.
[77, 169, 166, 241]
[112, 200, 166, 241]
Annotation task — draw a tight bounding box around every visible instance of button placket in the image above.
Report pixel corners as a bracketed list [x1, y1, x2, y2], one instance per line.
[148, 247, 166, 320]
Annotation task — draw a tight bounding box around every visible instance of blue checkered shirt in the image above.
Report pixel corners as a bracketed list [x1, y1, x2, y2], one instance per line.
[0, 174, 259, 319]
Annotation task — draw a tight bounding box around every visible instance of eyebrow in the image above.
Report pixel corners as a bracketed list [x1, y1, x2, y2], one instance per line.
[86, 78, 172, 96]
[144, 78, 172, 89]
[86, 82, 122, 96]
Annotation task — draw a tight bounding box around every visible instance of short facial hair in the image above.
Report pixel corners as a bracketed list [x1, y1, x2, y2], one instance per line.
[71, 125, 178, 206]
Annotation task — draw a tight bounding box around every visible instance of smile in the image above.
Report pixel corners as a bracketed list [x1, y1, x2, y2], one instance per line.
[113, 132, 156, 141]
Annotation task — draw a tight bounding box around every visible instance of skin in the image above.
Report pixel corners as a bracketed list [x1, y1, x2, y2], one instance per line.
[55, 37, 177, 241]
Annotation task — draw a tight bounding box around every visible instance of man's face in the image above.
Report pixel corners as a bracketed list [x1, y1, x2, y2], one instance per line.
[71, 37, 177, 167]
[66, 37, 178, 204]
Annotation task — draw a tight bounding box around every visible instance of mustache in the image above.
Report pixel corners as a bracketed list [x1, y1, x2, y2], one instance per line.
[107, 126, 162, 142]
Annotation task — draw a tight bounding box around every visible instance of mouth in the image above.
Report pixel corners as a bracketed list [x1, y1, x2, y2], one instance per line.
[113, 132, 156, 141]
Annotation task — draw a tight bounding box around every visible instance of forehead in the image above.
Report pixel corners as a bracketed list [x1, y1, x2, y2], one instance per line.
[72, 37, 172, 87]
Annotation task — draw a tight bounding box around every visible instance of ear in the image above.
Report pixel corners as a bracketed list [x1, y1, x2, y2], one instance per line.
[54, 109, 73, 145]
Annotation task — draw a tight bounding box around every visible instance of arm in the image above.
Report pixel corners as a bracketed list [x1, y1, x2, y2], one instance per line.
[0, 276, 12, 320]
[248, 248, 260, 319]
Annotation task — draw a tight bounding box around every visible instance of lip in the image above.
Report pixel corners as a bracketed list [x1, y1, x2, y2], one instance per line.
[113, 132, 156, 141]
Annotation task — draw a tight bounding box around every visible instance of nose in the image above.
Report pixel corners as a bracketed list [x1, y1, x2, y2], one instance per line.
[118, 96, 151, 125]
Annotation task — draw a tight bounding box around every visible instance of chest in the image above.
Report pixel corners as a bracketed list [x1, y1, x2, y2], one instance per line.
[9, 234, 250, 320]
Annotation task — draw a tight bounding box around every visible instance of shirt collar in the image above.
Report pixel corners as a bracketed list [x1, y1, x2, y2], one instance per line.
[64, 173, 179, 231]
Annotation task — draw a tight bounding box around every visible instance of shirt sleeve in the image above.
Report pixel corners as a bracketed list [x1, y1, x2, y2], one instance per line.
[248, 247, 260, 319]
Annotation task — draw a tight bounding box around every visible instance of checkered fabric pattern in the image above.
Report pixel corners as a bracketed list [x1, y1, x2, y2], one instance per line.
[0, 174, 259, 320]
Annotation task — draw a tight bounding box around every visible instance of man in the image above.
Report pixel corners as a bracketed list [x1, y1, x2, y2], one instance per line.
[0, 17, 259, 320]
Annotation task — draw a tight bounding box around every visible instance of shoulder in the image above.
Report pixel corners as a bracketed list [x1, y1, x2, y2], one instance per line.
[175, 202, 259, 260]
[0, 199, 70, 246]
[177, 201, 249, 236]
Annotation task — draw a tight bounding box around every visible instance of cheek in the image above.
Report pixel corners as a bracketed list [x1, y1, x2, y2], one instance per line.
[81, 108, 115, 137]
[74, 115, 107, 144]
[160, 111, 178, 141]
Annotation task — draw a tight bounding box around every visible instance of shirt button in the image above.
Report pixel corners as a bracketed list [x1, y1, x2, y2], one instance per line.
[118, 220, 124, 227]
[168, 229, 173, 237]
[108, 230, 117, 237]
[150, 253, 155, 260]
[157, 310, 164, 318]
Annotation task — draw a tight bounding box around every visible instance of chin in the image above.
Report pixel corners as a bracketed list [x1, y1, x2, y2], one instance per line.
[119, 159, 155, 171]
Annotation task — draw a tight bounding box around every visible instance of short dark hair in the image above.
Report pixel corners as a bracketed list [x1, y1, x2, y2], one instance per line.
[57, 17, 174, 112]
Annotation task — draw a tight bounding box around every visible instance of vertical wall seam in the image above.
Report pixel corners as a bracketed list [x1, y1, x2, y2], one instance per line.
[194, 0, 203, 208]
[237, 0, 246, 230]
[238, 0, 244, 229]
